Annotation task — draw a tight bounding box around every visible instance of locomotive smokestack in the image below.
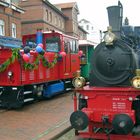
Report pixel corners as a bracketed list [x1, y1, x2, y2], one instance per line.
[107, 1, 123, 37]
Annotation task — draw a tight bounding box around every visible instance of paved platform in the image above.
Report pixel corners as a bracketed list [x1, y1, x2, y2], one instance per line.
[0, 92, 74, 140]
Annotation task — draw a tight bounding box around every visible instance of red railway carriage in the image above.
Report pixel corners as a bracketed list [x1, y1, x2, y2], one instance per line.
[0, 31, 80, 108]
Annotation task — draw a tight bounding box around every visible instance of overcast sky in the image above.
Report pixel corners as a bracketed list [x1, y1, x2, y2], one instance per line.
[50, 0, 140, 31]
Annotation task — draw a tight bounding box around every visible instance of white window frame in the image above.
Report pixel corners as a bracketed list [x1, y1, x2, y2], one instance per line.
[0, 19, 5, 36]
[12, 23, 17, 38]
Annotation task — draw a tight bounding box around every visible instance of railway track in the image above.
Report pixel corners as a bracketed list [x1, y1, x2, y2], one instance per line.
[51, 126, 73, 140]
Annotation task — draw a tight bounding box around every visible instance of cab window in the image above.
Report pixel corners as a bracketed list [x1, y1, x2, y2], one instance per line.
[64, 41, 70, 54]
[25, 38, 36, 49]
[46, 37, 60, 52]
[69, 40, 78, 54]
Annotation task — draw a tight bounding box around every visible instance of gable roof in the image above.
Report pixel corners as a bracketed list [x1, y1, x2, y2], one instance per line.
[54, 2, 79, 14]
[79, 19, 90, 23]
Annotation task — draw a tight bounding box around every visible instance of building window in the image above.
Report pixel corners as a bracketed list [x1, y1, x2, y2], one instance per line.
[12, 23, 16, 38]
[55, 16, 57, 25]
[49, 12, 52, 22]
[86, 25, 89, 30]
[62, 22, 64, 29]
[46, 10, 49, 21]
[60, 20, 62, 28]
[58, 18, 61, 27]
[0, 20, 5, 36]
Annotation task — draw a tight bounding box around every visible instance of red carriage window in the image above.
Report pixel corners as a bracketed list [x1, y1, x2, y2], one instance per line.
[68, 40, 78, 54]
[46, 37, 60, 52]
[64, 41, 70, 54]
[25, 38, 36, 49]
[70, 40, 78, 54]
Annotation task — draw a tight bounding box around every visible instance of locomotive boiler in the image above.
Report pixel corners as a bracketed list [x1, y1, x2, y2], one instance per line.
[70, 1, 140, 140]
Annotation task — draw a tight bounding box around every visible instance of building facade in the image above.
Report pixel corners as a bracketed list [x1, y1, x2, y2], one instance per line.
[19, 0, 81, 38]
[78, 25, 87, 40]
[55, 2, 79, 37]
[19, 0, 68, 35]
[0, 0, 24, 38]
[79, 19, 100, 43]
[0, 0, 87, 40]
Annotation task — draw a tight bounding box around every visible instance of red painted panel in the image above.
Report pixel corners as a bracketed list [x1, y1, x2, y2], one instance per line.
[74, 87, 140, 139]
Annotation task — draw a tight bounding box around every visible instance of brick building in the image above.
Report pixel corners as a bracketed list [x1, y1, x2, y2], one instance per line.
[0, 0, 24, 38]
[19, 0, 81, 38]
[19, 0, 68, 35]
[54, 2, 79, 37]
[0, 0, 87, 39]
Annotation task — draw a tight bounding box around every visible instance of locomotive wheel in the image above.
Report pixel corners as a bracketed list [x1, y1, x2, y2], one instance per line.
[70, 111, 89, 130]
[0, 89, 24, 109]
[112, 114, 134, 135]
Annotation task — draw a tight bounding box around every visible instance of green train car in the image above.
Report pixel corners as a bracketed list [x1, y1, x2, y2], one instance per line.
[79, 40, 96, 81]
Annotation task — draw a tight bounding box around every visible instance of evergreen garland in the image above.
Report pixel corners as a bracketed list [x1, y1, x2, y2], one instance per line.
[0, 49, 59, 72]
[23, 53, 58, 70]
[0, 49, 20, 72]
[23, 55, 40, 70]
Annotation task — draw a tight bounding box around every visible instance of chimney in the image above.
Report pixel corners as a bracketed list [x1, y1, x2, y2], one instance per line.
[107, 1, 123, 37]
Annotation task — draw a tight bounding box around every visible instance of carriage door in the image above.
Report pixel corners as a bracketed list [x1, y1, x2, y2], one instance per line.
[64, 41, 71, 74]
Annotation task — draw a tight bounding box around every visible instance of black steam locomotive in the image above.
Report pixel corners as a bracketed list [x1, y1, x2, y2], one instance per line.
[90, 5, 140, 88]
[70, 1, 140, 140]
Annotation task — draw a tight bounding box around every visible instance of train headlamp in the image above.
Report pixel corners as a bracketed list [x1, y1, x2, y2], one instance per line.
[72, 76, 85, 88]
[132, 76, 140, 89]
[104, 26, 115, 45]
[132, 69, 140, 89]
